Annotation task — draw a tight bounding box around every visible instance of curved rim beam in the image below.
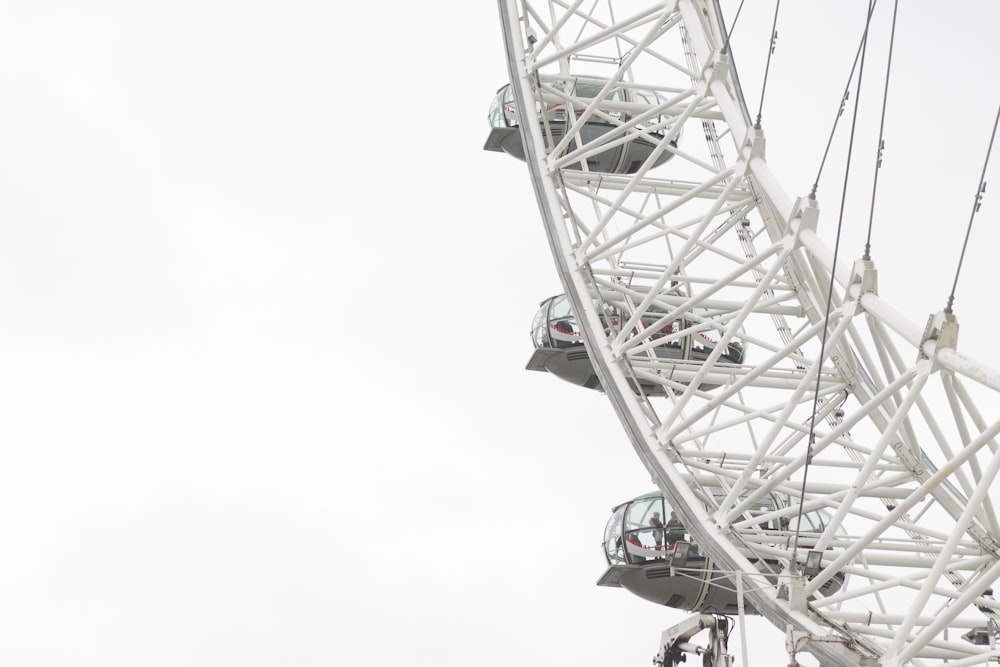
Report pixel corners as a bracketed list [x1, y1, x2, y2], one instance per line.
[496, 2, 1000, 666]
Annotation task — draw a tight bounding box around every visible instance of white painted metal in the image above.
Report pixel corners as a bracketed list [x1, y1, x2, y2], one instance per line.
[496, 1, 1000, 666]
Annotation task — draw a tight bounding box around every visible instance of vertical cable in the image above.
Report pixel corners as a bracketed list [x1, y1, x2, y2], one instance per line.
[794, 0, 875, 558]
[754, 0, 780, 129]
[810, 1, 879, 200]
[863, 0, 901, 260]
[945, 105, 1000, 314]
[722, 0, 746, 55]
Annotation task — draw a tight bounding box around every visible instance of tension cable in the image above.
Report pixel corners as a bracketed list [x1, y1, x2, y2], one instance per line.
[809, 1, 879, 200]
[795, 0, 875, 558]
[863, 0, 901, 260]
[754, 0, 780, 130]
[945, 104, 1000, 315]
[721, 0, 746, 55]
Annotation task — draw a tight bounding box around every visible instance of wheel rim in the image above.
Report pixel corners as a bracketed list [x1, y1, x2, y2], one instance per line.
[495, 2, 1000, 666]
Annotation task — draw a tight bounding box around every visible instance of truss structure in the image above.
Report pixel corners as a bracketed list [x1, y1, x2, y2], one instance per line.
[496, 2, 1000, 666]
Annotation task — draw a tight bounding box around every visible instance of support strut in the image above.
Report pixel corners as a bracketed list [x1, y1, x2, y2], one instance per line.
[654, 614, 733, 667]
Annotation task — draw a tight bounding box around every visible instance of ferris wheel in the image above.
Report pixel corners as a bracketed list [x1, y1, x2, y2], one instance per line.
[487, 2, 1000, 667]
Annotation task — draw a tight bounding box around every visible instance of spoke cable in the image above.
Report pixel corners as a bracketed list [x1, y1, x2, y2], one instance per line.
[793, 0, 875, 559]
[862, 0, 901, 260]
[945, 104, 1000, 315]
[753, 0, 780, 130]
[809, 1, 879, 200]
[721, 0, 746, 55]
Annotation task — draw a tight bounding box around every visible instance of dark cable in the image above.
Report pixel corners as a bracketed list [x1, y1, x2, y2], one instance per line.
[810, 1, 879, 200]
[722, 0, 746, 55]
[945, 104, 1000, 315]
[863, 0, 901, 261]
[794, 0, 875, 558]
[754, 0, 780, 130]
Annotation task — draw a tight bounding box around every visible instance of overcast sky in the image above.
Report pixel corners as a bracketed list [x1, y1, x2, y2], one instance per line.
[0, 2, 997, 666]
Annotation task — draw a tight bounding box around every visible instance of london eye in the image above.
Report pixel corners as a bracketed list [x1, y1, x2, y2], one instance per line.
[487, 2, 1000, 667]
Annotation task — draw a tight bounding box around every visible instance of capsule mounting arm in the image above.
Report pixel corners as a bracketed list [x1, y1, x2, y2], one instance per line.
[654, 614, 733, 667]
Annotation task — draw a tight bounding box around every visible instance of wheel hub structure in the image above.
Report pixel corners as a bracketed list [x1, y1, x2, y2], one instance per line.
[494, 2, 1000, 666]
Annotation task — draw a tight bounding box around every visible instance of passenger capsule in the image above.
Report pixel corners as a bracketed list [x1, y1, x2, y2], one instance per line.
[525, 293, 746, 394]
[597, 491, 845, 614]
[484, 76, 679, 174]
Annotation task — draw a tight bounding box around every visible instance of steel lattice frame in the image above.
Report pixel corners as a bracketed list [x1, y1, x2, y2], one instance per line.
[496, 2, 1000, 666]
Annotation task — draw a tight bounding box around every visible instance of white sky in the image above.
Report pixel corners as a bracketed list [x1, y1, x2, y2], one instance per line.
[0, 2, 997, 666]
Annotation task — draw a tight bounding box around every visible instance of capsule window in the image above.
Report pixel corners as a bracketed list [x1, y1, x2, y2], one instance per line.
[623, 496, 669, 562]
[603, 505, 627, 565]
